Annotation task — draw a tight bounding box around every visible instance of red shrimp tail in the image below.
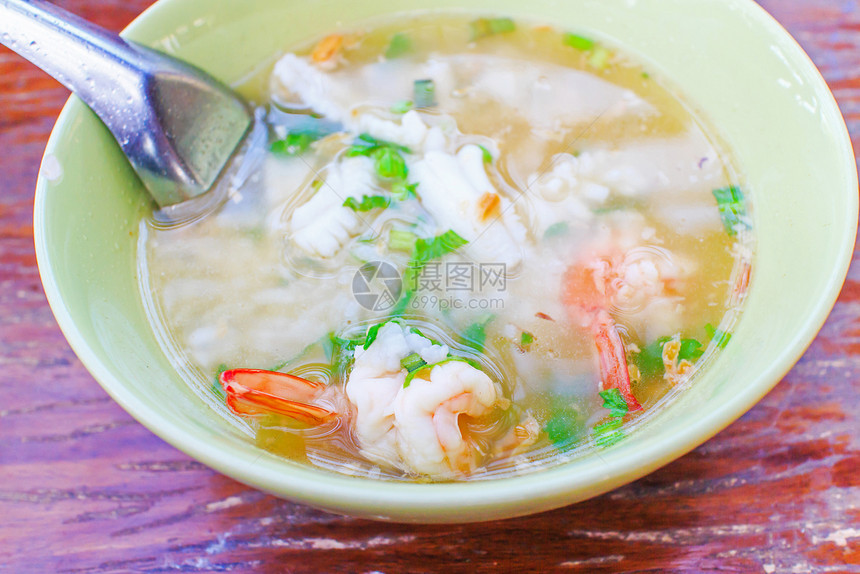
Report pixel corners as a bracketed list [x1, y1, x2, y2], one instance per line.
[591, 310, 642, 412]
[220, 369, 337, 425]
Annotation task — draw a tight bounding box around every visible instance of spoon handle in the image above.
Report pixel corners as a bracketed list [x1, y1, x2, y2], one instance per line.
[0, 0, 146, 103]
[0, 0, 251, 207]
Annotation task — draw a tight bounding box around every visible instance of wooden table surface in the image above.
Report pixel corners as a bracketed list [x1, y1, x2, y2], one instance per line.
[1, 1, 859, 572]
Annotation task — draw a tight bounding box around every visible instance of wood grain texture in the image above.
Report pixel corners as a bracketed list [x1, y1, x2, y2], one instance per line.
[0, 0, 858, 572]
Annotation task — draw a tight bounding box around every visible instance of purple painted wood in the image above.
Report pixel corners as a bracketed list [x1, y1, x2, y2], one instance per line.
[0, 0, 857, 571]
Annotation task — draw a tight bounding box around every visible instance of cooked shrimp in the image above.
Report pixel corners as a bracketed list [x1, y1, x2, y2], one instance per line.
[394, 360, 508, 477]
[563, 239, 683, 411]
[220, 321, 509, 478]
[344, 322, 448, 466]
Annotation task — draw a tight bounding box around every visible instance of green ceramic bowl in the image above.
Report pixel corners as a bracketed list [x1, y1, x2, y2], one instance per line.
[34, 0, 857, 523]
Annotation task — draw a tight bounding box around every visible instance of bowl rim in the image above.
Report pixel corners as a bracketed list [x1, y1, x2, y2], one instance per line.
[33, 0, 859, 522]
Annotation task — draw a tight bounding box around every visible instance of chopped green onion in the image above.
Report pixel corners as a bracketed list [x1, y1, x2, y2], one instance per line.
[400, 352, 427, 373]
[588, 46, 611, 70]
[391, 180, 418, 201]
[470, 17, 516, 40]
[705, 323, 732, 349]
[712, 186, 748, 236]
[599, 388, 629, 419]
[413, 79, 437, 108]
[386, 33, 412, 59]
[562, 33, 594, 51]
[391, 100, 413, 114]
[271, 131, 320, 156]
[389, 229, 419, 253]
[520, 331, 535, 348]
[343, 195, 390, 212]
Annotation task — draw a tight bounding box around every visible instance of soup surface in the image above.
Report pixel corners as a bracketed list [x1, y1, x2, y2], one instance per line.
[139, 14, 753, 481]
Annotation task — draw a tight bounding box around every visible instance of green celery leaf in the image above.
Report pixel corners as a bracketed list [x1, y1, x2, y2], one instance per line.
[396, 230, 469, 313]
[678, 338, 705, 362]
[599, 388, 629, 419]
[271, 131, 320, 156]
[414, 230, 468, 263]
[460, 314, 496, 352]
[638, 337, 670, 379]
[712, 186, 748, 236]
[343, 195, 390, 212]
[544, 405, 584, 448]
[373, 147, 409, 180]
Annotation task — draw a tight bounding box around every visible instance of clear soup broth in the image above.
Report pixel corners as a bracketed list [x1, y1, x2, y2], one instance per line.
[139, 14, 752, 481]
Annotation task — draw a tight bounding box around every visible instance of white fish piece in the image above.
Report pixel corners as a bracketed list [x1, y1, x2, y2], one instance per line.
[393, 360, 506, 477]
[445, 54, 653, 129]
[411, 145, 525, 268]
[288, 156, 377, 258]
[270, 51, 652, 130]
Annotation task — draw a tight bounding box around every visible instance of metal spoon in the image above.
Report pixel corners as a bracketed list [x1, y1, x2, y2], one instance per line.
[0, 0, 251, 207]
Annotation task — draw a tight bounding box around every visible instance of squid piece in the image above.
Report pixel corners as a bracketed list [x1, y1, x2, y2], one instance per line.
[410, 144, 526, 269]
[288, 156, 378, 258]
